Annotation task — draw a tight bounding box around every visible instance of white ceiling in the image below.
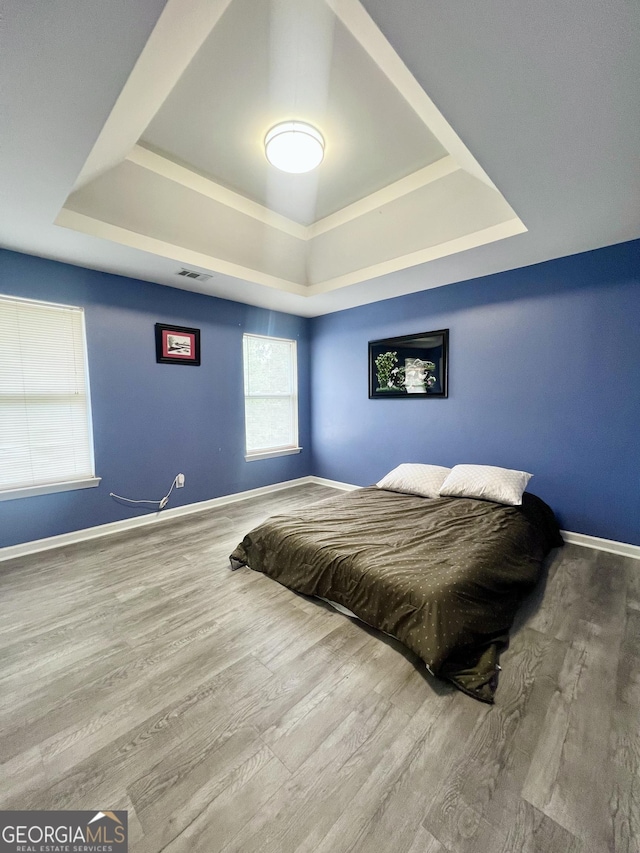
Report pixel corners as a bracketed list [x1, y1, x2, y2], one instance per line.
[142, 0, 447, 223]
[1, 0, 638, 317]
[59, 0, 524, 298]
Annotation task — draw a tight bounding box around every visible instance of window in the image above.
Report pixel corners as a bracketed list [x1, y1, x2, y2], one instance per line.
[243, 333, 300, 460]
[0, 294, 99, 500]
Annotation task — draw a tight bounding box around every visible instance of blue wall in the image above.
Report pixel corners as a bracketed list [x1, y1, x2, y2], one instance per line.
[310, 240, 640, 546]
[3, 240, 639, 549]
[0, 250, 311, 548]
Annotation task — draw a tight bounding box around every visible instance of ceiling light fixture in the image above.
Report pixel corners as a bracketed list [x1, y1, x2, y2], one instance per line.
[264, 121, 325, 173]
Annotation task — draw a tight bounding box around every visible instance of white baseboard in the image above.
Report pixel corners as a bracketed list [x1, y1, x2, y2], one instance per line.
[1, 475, 638, 562]
[313, 479, 640, 559]
[307, 476, 360, 492]
[560, 530, 640, 561]
[0, 476, 322, 563]
[311, 480, 640, 560]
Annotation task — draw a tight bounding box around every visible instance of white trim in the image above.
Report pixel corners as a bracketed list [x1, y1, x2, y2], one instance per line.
[307, 476, 361, 492]
[72, 0, 496, 201]
[307, 481, 640, 560]
[128, 145, 308, 240]
[0, 294, 84, 312]
[560, 530, 640, 561]
[305, 218, 527, 295]
[245, 447, 302, 462]
[80, 308, 98, 483]
[73, 0, 234, 190]
[2, 475, 637, 564]
[57, 208, 526, 299]
[0, 296, 98, 502]
[0, 476, 319, 562]
[324, 0, 497, 189]
[126, 147, 460, 242]
[62, 0, 527, 302]
[307, 156, 460, 238]
[243, 333, 299, 459]
[0, 477, 101, 503]
[55, 209, 308, 297]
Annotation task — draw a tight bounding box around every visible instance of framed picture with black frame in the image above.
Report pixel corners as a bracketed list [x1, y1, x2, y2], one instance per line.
[155, 323, 201, 366]
[369, 329, 448, 398]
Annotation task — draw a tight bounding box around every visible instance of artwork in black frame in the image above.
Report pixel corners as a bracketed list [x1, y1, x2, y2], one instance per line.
[155, 323, 201, 365]
[369, 329, 448, 398]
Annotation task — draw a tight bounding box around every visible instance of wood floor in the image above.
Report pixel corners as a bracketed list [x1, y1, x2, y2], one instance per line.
[0, 483, 638, 853]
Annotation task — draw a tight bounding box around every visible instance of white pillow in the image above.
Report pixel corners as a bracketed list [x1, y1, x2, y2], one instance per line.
[439, 464, 532, 506]
[376, 463, 451, 499]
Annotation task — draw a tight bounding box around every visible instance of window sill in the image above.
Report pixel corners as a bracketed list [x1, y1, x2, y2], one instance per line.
[0, 477, 101, 502]
[245, 447, 302, 462]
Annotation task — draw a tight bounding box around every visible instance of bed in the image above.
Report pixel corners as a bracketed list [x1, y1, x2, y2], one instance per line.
[229, 484, 562, 703]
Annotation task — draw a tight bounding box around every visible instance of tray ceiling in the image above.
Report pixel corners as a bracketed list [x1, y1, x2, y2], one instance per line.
[141, 0, 447, 224]
[57, 0, 525, 298]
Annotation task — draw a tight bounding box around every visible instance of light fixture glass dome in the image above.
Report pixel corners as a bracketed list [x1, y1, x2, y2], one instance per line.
[264, 121, 325, 173]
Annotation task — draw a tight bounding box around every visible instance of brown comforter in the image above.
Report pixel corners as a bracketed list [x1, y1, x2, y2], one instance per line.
[230, 487, 562, 702]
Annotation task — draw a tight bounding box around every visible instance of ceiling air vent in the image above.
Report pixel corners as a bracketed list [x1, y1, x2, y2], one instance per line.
[175, 268, 212, 282]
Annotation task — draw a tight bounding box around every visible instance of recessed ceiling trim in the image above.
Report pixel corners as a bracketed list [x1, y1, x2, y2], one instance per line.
[305, 218, 528, 296]
[325, 0, 497, 189]
[73, 0, 499, 206]
[58, 0, 528, 305]
[55, 209, 309, 297]
[127, 145, 308, 239]
[56, 207, 526, 299]
[128, 146, 462, 242]
[308, 155, 460, 238]
[72, 0, 233, 192]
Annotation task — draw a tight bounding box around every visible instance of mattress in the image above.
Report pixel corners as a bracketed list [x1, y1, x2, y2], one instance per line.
[230, 487, 562, 702]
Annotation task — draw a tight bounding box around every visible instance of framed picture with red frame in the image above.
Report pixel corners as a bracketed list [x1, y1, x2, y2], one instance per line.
[155, 323, 201, 366]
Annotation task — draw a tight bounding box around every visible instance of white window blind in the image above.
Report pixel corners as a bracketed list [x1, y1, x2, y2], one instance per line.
[243, 334, 299, 459]
[0, 295, 96, 495]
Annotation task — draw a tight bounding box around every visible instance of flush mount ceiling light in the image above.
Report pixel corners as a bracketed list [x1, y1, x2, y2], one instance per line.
[264, 121, 325, 173]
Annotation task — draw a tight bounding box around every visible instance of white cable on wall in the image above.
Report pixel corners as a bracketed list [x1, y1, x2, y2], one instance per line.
[110, 476, 178, 510]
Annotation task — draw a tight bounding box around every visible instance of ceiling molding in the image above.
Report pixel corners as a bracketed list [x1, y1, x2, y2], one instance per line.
[307, 155, 460, 237]
[61, 0, 525, 301]
[56, 207, 525, 299]
[127, 145, 308, 240]
[72, 0, 234, 192]
[305, 217, 527, 296]
[325, 0, 497, 189]
[54, 208, 309, 296]
[128, 146, 462, 243]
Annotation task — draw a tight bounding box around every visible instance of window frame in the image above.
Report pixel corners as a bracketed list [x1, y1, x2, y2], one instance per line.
[242, 333, 301, 462]
[0, 294, 100, 501]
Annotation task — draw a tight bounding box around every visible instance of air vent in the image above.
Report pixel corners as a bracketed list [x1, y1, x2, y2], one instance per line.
[175, 268, 212, 282]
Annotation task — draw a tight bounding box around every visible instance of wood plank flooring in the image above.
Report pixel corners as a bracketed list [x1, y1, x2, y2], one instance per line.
[0, 483, 638, 852]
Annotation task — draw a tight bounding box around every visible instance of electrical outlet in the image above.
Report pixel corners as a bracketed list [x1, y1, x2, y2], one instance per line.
[176, 473, 185, 488]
